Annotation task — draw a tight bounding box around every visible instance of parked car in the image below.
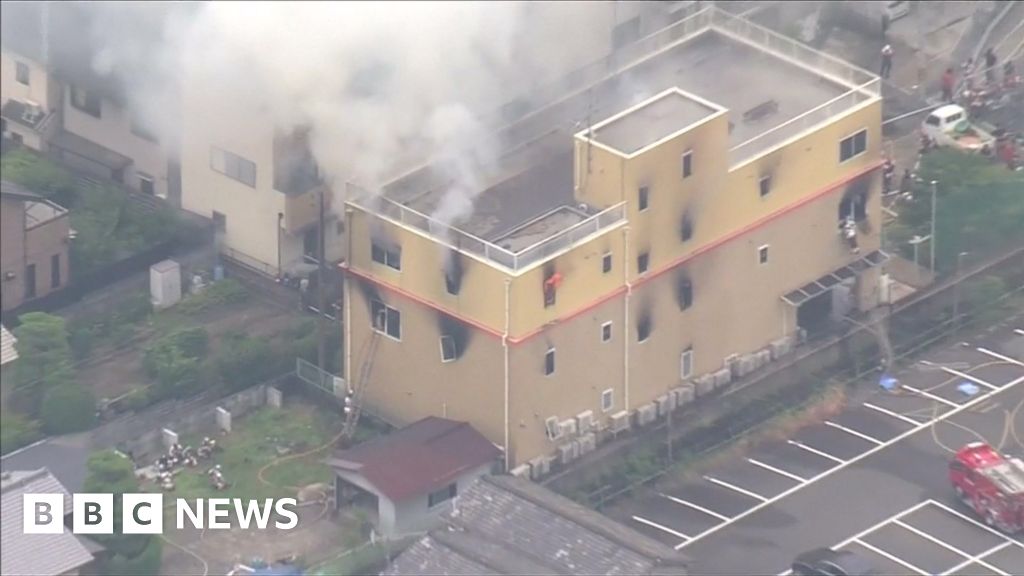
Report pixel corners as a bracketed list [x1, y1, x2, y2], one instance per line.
[792, 548, 877, 576]
[920, 104, 996, 153]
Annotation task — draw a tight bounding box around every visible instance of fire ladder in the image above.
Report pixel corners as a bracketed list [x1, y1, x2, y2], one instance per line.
[341, 328, 381, 440]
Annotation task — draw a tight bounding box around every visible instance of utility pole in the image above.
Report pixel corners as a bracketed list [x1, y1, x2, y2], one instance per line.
[666, 396, 674, 464]
[930, 180, 937, 273]
[317, 187, 327, 371]
[952, 251, 968, 336]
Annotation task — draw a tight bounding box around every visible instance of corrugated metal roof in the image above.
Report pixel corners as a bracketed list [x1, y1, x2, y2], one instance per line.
[0, 324, 18, 366]
[0, 468, 95, 576]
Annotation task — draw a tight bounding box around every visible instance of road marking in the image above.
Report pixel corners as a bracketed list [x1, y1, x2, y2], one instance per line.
[942, 541, 1015, 576]
[976, 346, 1024, 367]
[893, 519, 1010, 576]
[660, 493, 731, 522]
[927, 499, 1023, 542]
[747, 458, 807, 483]
[825, 420, 884, 445]
[703, 476, 767, 502]
[863, 402, 921, 426]
[632, 515, 690, 542]
[848, 538, 929, 575]
[831, 500, 934, 550]
[675, 375, 1024, 551]
[939, 366, 1000, 390]
[786, 439, 846, 464]
[901, 383, 961, 408]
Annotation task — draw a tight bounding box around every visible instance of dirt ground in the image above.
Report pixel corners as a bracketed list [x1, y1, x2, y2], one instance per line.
[160, 502, 362, 576]
[76, 295, 306, 402]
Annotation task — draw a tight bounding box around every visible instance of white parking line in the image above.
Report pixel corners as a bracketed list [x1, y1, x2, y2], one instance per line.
[786, 439, 846, 464]
[939, 365, 1000, 390]
[892, 519, 1010, 576]
[825, 420, 884, 445]
[676, 375, 1024, 551]
[831, 500, 935, 550]
[747, 458, 807, 483]
[976, 346, 1024, 367]
[901, 383, 961, 408]
[632, 515, 690, 542]
[848, 538, 929, 575]
[927, 499, 1024, 542]
[703, 476, 768, 502]
[660, 493, 732, 522]
[863, 402, 921, 426]
[942, 541, 1015, 576]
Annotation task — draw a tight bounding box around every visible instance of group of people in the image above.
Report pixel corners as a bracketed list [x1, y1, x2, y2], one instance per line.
[942, 49, 1019, 103]
[153, 437, 225, 491]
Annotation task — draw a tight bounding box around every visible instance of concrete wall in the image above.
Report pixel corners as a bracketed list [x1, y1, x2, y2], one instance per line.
[0, 196, 70, 312]
[0, 195, 26, 311]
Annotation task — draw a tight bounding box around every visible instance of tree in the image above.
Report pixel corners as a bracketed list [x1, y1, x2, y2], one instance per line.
[12, 312, 75, 414]
[40, 384, 97, 434]
[84, 450, 162, 575]
[892, 150, 1024, 275]
[0, 411, 42, 455]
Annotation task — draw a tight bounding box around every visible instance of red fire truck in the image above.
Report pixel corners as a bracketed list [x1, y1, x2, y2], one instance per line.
[949, 442, 1024, 533]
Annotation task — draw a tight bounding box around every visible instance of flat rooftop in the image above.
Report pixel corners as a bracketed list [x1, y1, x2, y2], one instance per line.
[591, 89, 722, 155]
[369, 8, 877, 270]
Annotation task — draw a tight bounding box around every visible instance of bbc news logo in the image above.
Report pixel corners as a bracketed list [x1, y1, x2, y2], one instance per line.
[23, 494, 298, 534]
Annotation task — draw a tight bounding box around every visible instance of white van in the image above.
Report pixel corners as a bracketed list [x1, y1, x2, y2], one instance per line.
[921, 104, 995, 152]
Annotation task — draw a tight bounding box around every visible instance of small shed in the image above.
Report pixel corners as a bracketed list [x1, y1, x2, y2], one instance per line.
[326, 417, 500, 538]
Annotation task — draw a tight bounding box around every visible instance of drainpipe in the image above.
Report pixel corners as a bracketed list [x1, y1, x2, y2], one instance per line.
[276, 212, 283, 277]
[503, 276, 512, 472]
[623, 225, 632, 412]
[344, 206, 354, 390]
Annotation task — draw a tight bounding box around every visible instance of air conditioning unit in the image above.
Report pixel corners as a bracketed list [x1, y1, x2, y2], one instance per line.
[529, 456, 551, 479]
[738, 354, 757, 376]
[544, 416, 562, 441]
[559, 419, 578, 438]
[758, 349, 772, 368]
[558, 441, 580, 465]
[578, 433, 597, 455]
[673, 384, 695, 407]
[655, 394, 673, 417]
[510, 464, 531, 478]
[770, 336, 793, 359]
[22, 100, 42, 123]
[694, 374, 715, 396]
[610, 410, 630, 434]
[724, 353, 741, 378]
[636, 403, 657, 427]
[576, 410, 594, 435]
[712, 368, 732, 389]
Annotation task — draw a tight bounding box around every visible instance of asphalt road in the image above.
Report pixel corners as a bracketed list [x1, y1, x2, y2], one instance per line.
[610, 318, 1024, 575]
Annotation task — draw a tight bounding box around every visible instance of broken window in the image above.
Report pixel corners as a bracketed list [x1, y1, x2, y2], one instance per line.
[759, 175, 772, 198]
[839, 181, 869, 222]
[371, 242, 401, 271]
[444, 251, 463, 295]
[371, 300, 401, 340]
[758, 245, 770, 265]
[602, 252, 613, 274]
[637, 252, 650, 274]
[440, 336, 456, 362]
[680, 347, 694, 379]
[839, 129, 868, 162]
[679, 279, 693, 310]
[601, 388, 614, 412]
[680, 213, 694, 242]
[638, 185, 649, 211]
[682, 151, 693, 178]
[544, 348, 556, 376]
[601, 322, 613, 343]
[70, 85, 101, 118]
[543, 270, 562, 307]
[637, 316, 651, 343]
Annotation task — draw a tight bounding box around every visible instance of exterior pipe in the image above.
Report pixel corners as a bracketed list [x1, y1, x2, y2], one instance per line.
[623, 226, 632, 412]
[503, 276, 512, 472]
[344, 205, 354, 390]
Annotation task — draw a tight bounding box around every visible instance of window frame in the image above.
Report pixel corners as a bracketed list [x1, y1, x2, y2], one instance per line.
[69, 85, 101, 118]
[681, 150, 693, 178]
[50, 253, 61, 289]
[544, 347, 556, 376]
[637, 252, 650, 275]
[759, 175, 772, 198]
[210, 146, 257, 188]
[638, 185, 650, 211]
[839, 128, 868, 163]
[758, 244, 770, 265]
[601, 388, 614, 413]
[427, 483, 457, 508]
[680, 347, 694, 380]
[602, 252, 612, 274]
[16, 61, 30, 85]
[371, 242, 401, 271]
[601, 321, 613, 343]
[440, 335, 457, 363]
[637, 320, 651, 343]
[680, 280, 693, 310]
[138, 172, 155, 196]
[370, 299, 402, 341]
[25, 263, 36, 298]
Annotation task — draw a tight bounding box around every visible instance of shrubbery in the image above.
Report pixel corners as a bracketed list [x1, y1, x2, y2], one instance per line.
[0, 412, 42, 455]
[40, 384, 97, 434]
[85, 450, 162, 575]
[176, 279, 249, 316]
[143, 328, 210, 400]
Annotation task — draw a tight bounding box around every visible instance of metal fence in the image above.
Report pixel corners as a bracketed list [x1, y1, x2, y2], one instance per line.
[297, 357, 345, 397]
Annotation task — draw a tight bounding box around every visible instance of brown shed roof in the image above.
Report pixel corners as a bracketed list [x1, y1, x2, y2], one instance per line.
[327, 417, 499, 502]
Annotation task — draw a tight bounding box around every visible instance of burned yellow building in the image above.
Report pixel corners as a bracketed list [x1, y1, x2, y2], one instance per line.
[342, 7, 886, 473]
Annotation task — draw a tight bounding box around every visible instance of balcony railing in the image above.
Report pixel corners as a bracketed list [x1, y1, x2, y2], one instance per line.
[355, 192, 626, 273]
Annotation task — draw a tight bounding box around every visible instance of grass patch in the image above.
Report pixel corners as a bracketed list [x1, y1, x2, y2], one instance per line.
[163, 403, 340, 501]
[308, 541, 409, 576]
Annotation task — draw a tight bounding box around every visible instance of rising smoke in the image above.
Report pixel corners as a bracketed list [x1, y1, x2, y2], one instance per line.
[60, 1, 620, 229]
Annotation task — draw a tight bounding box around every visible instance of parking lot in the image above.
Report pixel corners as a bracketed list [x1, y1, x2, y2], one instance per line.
[606, 319, 1024, 574]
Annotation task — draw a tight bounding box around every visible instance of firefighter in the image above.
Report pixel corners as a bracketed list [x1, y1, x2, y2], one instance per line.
[880, 44, 894, 79]
[899, 169, 914, 199]
[882, 159, 895, 194]
[941, 67, 956, 102]
[984, 48, 997, 85]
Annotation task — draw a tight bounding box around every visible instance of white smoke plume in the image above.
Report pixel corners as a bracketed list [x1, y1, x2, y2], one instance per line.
[42, 1, 625, 229]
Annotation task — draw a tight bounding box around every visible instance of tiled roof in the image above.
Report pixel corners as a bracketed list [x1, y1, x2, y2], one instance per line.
[0, 468, 95, 576]
[327, 417, 500, 502]
[0, 324, 17, 367]
[381, 475, 689, 575]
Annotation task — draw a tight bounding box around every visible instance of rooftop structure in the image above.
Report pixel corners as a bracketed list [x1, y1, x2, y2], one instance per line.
[381, 475, 689, 576]
[353, 6, 879, 272]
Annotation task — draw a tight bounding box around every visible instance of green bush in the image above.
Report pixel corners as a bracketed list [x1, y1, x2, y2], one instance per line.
[143, 328, 209, 400]
[215, 333, 274, 392]
[85, 450, 162, 575]
[102, 536, 162, 576]
[0, 412, 42, 455]
[175, 279, 249, 316]
[13, 312, 75, 414]
[0, 149, 77, 206]
[40, 385, 97, 434]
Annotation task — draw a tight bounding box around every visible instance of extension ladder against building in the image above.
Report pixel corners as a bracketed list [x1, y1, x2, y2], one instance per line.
[342, 330, 380, 440]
